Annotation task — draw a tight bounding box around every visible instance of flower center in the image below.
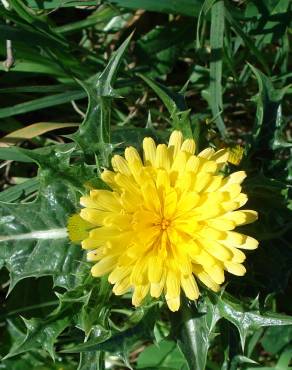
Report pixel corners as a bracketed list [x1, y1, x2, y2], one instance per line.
[160, 218, 170, 230]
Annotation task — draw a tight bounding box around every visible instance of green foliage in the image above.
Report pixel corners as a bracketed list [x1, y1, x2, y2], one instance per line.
[0, 0, 291, 369]
[136, 340, 188, 369]
[70, 34, 133, 166]
[209, 0, 226, 137]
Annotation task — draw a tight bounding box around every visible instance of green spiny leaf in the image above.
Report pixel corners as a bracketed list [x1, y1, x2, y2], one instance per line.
[0, 178, 82, 291]
[62, 306, 158, 354]
[170, 296, 220, 370]
[70, 34, 133, 166]
[4, 316, 71, 360]
[213, 292, 292, 350]
[78, 351, 104, 370]
[138, 73, 192, 138]
[249, 64, 290, 152]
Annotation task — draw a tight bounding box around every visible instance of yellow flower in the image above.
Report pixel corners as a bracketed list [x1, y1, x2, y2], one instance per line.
[74, 131, 258, 312]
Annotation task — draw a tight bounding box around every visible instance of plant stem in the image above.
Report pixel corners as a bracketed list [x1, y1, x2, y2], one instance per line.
[170, 298, 201, 370]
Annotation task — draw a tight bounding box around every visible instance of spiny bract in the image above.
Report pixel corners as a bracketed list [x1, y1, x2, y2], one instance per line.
[72, 131, 258, 311]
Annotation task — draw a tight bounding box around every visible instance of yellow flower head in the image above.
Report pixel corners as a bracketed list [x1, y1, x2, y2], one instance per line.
[75, 131, 258, 312]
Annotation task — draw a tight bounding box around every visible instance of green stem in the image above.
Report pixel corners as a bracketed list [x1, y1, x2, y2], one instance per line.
[170, 299, 201, 370]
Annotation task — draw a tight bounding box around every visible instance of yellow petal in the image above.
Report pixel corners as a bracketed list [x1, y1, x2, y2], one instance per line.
[176, 191, 200, 214]
[125, 147, 144, 183]
[211, 148, 229, 163]
[222, 232, 258, 250]
[168, 130, 183, 159]
[204, 264, 225, 285]
[175, 172, 192, 193]
[224, 262, 246, 276]
[200, 239, 232, 261]
[89, 226, 119, 241]
[91, 255, 118, 277]
[186, 155, 200, 172]
[221, 184, 242, 200]
[181, 138, 196, 154]
[198, 148, 215, 159]
[87, 190, 121, 212]
[87, 248, 105, 261]
[193, 265, 220, 292]
[224, 210, 258, 225]
[112, 276, 131, 295]
[185, 240, 200, 259]
[112, 155, 131, 175]
[114, 173, 140, 194]
[222, 231, 244, 244]
[141, 183, 161, 213]
[150, 282, 164, 298]
[193, 172, 211, 192]
[132, 210, 160, 230]
[80, 208, 108, 226]
[148, 255, 164, 283]
[100, 170, 117, 190]
[204, 176, 223, 192]
[227, 171, 247, 184]
[206, 218, 235, 231]
[200, 160, 217, 174]
[164, 189, 177, 219]
[235, 193, 248, 208]
[173, 218, 199, 236]
[181, 274, 199, 300]
[191, 249, 216, 267]
[166, 296, 180, 312]
[242, 236, 258, 250]
[104, 213, 131, 230]
[135, 227, 160, 249]
[143, 137, 156, 165]
[155, 144, 170, 170]
[174, 250, 193, 275]
[197, 227, 226, 240]
[156, 169, 170, 191]
[120, 190, 142, 212]
[130, 259, 148, 285]
[132, 284, 149, 306]
[171, 151, 187, 173]
[227, 145, 244, 165]
[107, 232, 134, 251]
[150, 271, 166, 298]
[127, 158, 144, 184]
[194, 204, 222, 221]
[108, 265, 131, 284]
[81, 237, 103, 250]
[220, 201, 239, 213]
[166, 269, 180, 298]
[79, 195, 99, 209]
[125, 146, 142, 164]
[226, 245, 246, 263]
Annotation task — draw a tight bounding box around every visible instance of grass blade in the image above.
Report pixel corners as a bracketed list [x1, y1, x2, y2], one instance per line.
[0, 90, 86, 118]
[0, 178, 39, 202]
[209, 0, 226, 137]
[0, 122, 79, 145]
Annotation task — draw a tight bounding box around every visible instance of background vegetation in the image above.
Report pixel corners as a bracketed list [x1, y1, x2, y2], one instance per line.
[0, 0, 291, 369]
